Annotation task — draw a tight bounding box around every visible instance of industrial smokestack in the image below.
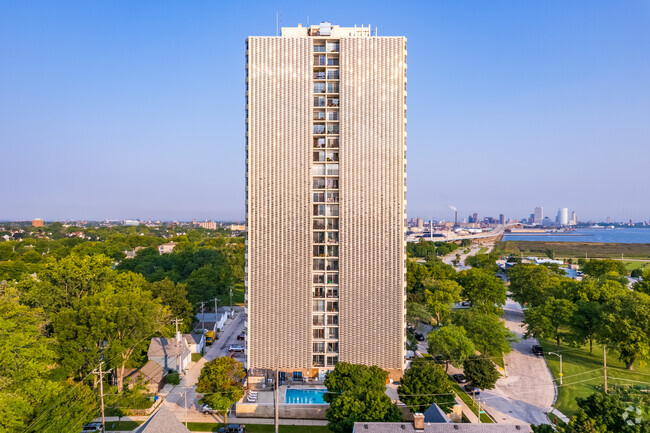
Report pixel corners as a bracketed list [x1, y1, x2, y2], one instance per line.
[455, 211, 458, 227]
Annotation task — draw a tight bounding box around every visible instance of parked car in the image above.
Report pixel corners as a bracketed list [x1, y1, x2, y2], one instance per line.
[228, 344, 245, 353]
[81, 422, 102, 433]
[201, 404, 215, 414]
[464, 384, 480, 395]
[532, 345, 544, 356]
[414, 332, 425, 341]
[237, 333, 245, 340]
[218, 424, 246, 433]
[452, 373, 467, 383]
[460, 301, 471, 307]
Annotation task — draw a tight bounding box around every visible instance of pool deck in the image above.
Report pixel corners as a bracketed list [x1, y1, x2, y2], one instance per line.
[241, 384, 327, 405]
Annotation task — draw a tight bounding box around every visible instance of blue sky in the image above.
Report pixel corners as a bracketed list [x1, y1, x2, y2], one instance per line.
[1, 1, 649, 222]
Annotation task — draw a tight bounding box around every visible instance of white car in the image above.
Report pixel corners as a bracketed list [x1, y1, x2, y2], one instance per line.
[201, 404, 215, 414]
[228, 344, 245, 353]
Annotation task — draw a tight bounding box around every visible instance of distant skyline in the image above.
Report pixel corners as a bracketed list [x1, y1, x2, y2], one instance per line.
[1, 1, 649, 221]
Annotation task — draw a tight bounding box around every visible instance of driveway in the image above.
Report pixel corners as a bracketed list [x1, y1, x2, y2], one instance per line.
[164, 307, 246, 419]
[480, 299, 555, 425]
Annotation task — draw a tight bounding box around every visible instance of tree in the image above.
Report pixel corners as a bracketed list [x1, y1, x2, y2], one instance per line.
[456, 310, 517, 357]
[323, 362, 388, 404]
[406, 301, 431, 325]
[463, 355, 500, 390]
[424, 278, 462, 325]
[633, 269, 650, 295]
[570, 300, 603, 354]
[148, 278, 193, 330]
[196, 357, 245, 422]
[524, 297, 576, 350]
[326, 390, 403, 433]
[0, 285, 98, 432]
[323, 363, 402, 433]
[599, 291, 650, 370]
[507, 264, 564, 307]
[427, 325, 475, 371]
[566, 392, 650, 433]
[581, 259, 628, 277]
[407, 260, 432, 298]
[397, 360, 454, 413]
[53, 273, 169, 389]
[456, 268, 506, 315]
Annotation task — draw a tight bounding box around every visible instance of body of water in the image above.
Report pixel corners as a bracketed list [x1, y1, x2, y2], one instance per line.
[284, 388, 327, 404]
[502, 228, 650, 244]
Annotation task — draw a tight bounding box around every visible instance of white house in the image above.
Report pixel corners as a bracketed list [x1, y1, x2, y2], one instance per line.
[183, 333, 205, 354]
[147, 333, 191, 372]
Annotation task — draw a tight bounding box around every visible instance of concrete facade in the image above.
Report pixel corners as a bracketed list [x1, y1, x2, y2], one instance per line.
[246, 22, 406, 377]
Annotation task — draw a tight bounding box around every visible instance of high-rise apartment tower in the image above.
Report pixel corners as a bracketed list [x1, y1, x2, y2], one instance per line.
[245, 22, 407, 379]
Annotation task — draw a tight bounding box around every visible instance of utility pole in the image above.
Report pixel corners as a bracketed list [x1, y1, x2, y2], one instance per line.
[184, 390, 188, 427]
[212, 297, 219, 316]
[200, 302, 205, 330]
[603, 344, 607, 394]
[275, 368, 279, 433]
[171, 318, 183, 373]
[229, 286, 234, 311]
[92, 362, 110, 433]
[477, 397, 481, 423]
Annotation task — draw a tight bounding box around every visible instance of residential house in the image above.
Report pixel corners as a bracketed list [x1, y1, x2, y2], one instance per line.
[123, 360, 166, 394]
[158, 242, 177, 255]
[183, 333, 205, 354]
[196, 311, 228, 332]
[147, 333, 191, 372]
[352, 415, 531, 433]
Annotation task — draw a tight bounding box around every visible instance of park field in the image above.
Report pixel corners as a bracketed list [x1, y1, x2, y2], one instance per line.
[498, 240, 650, 259]
[538, 339, 650, 418]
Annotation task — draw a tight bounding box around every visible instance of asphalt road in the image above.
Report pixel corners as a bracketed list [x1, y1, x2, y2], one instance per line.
[480, 299, 555, 425]
[164, 307, 246, 419]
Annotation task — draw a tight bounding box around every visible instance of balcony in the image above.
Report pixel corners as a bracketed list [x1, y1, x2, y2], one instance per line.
[313, 164, 325, 176]
[327, 219, 339, 230]
[314, 82, 326, 94]
[327, 356, 339, 367]
[326, 192, 339, 203]
[327, 97, 339, 107]
[315, 55, 326, 66]
[327, 232, 339, 242]
[314, 110, 326, 120]
[326, 152, 338, 162]
[326, 301, 339, 312]
[326, 274, 339, 285]
[326, 259, 339, 271]
[327, 57, 339, 66]
[327, 70, 339, 79]
[314, 71, 326, 79]
[313, 314, 325, 326]
[313, 274, 324, 284]
[312, 355, 325, 367]
[326, 288, 338, 298]
[313, 342, 325, 353]
[313, 124, 325, 134]
[327, 315, 339, 325]
[313, 151, 326, 162]
[326, 125, 339, 135]
[327, 247, 339, 258]
[326, 42, 339, 53]
[313, 287, 325, 298]
[313, 232, 325, 243]
[314, 96, 326, 107]
[313, 192, 325, 202]
[327, 342, 339, 353]
[327, 82, 339, 94]
[313, 245, 325, 257]
[313, 300, 325, 312]
[328, 328, 339, 339]
[326, 178, 339, 189]
[313, 219, 325, 230]
[314, 137, 326, 148]
[326, 164, 339, 176]
[314, 45, 325, 53]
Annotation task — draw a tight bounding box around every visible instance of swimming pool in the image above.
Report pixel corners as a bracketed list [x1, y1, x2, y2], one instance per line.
[284, 388, 327, 404]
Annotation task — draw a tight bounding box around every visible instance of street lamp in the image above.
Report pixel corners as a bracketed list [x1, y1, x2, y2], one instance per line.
[547, 351, 563, 385]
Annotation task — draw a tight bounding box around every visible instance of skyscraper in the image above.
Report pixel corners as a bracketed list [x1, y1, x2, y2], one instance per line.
[534, 207, 543, 225]
[245, 22, 407, 379]
[557, 208, 569, 226]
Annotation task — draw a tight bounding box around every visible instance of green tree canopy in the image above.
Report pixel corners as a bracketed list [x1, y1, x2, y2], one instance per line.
[463, 355, 500, 390]
[455, 309, 518, 357]
[524, 297, 576, 350]
[427, 325, 476, 370]
[599, 291, 650, 370]
[196, 357, 246, 421]
[323, 362, 388, 404]
[326, 390, 403, 433]
[456, 268, 506, 315]
[566, 392, 650, 433]
[397, 360, 454, 413]
[581, 259, 628, 278]
[424, 278, 463, 325]
[507, 263, 565, 307]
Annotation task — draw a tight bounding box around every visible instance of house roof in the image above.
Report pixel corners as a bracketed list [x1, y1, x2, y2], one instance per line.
[137, 405, 190, 433]
[423, 404, 452, 423]
[183, 334, 204, 345]
[352, 423, 531, 433]
[148, 337, 190, 359]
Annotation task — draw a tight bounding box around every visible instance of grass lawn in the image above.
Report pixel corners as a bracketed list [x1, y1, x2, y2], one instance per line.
[498, 240, 650, 259]
[623, 260, 650, 272]
[447, 380, 493, 423]
[214, 282, 245, 307]
[105, 421, 142, 431]
[187, 423, 332, 432]
[477, 247, 488, 255]
[539, 339, 650, 418]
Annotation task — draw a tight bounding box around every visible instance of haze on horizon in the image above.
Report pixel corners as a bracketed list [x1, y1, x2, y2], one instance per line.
[1, 1, 649, 222]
